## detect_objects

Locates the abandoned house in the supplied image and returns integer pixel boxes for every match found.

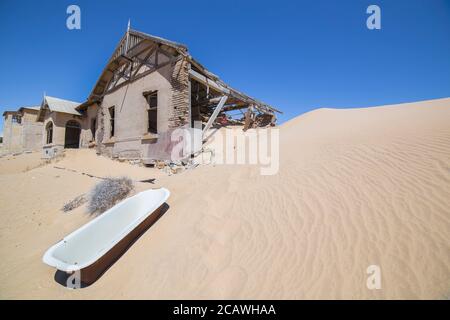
[76,28,281,163]
[36,95,94,158]
[2,28,281,161]
[2,106,43,154]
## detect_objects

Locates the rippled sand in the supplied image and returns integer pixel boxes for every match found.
[0,98,449,299]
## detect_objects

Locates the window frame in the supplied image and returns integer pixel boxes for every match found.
[12,115,22,124]
[46,122,53,144]
[108,106,115,138]
[91,118,97,141]
[143,90,158,134]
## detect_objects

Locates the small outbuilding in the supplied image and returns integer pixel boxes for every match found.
[2,106,42,154]
[36,96,86,157]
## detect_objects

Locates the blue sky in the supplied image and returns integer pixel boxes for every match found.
[0,0,449,133]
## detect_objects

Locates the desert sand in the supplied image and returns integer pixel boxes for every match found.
[0,98,449,299]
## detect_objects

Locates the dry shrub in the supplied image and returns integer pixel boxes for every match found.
[87,176,134,214]
[62,194,87,212]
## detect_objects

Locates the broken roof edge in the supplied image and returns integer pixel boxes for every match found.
[86,32,129,101]
[3,106,40,117]
[128,29,188,51]
[76,99,99,111]
[187,56,282,114]
[2,110,19,117]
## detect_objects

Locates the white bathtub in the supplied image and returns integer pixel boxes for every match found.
[43,188,170,284]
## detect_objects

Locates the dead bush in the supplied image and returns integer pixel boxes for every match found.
[62,194,87,212]
[87,176,134,214]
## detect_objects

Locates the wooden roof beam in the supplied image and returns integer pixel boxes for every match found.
[189,68,281,115]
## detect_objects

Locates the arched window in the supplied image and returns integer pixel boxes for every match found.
[46,122,53,144]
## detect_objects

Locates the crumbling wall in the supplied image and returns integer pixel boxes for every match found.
[21,110,43,151]
[79,103,98,148]
[95,104,106,155]
[168,58,190,129]
[97,59,188,161]
[1,110,42,154]
[2,114,23,154]
[3,116,17,153]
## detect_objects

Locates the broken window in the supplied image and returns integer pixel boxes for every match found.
[91,118,97,141]
[46,122,53,144]
[109,107,115,137]
[143,90,157,134]
[12,115,21,124]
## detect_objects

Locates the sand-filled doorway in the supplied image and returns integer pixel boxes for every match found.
[64,120,81,148]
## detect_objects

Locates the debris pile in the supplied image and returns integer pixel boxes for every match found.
[153,159,199,175]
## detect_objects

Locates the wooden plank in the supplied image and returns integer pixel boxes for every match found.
[127,40,154,58]
[132,46,157,78]
[188,59,282,115]
[103,58,178,96]
[202,95,228,138]
[189,69,281,115]
[189,69,230,95]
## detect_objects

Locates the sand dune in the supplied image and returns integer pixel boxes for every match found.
[0,98,449,299]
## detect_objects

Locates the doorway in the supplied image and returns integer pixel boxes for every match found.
[64,120,81,148]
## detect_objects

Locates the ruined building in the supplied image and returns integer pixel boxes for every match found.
[3,28,281,161]
[76,28,281,163]
[2,106,42,154]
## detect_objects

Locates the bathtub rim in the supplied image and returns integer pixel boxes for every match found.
[43,187,170,272]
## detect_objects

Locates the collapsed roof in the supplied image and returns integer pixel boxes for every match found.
[80,29,281,116]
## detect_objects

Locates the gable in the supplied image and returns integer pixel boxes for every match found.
[89,30,186,101]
